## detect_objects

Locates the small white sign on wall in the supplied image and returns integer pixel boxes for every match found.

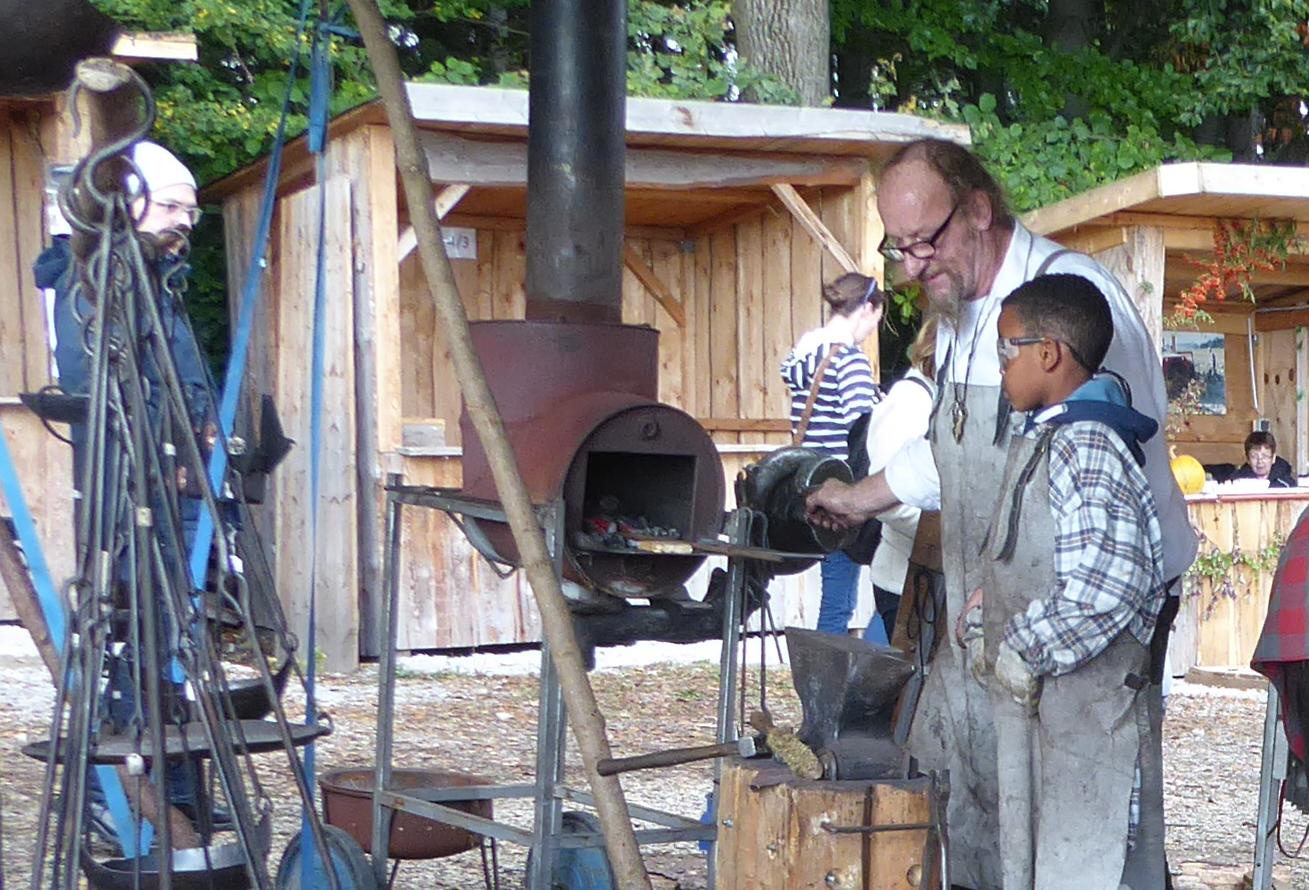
[443,226,477,260]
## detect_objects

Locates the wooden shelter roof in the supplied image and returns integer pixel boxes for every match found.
[205,83,969,230]
[1022,162,1309,325]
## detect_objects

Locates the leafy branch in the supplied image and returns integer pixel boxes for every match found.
[1173,218,1302,320]
[1184,527,1285,619]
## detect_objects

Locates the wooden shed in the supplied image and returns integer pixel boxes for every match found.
[1024,163,1309,671]
[207,83,968,669]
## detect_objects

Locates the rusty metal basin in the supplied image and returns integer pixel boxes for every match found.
[320,767,492,860]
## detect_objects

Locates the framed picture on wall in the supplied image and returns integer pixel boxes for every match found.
[1162,330,1226,415]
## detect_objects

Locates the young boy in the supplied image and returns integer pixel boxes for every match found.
[976,273,1170,889]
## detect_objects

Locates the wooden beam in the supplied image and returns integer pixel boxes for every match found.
[420,130,868,191]
[1164,256,1309,287]
[697,417,791,432]
[440,212,687,242]
[771,183,859,273]
[1053,225,1128,256]
[1163,226,1309,255]
[1022,167,1165,236]
[397,183,470,261]
[111,32,198,63]
[1255,309,1309,332]
[623,244,687,327]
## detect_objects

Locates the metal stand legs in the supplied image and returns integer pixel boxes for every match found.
[371,487,756,889]
[1253,685,1287,890]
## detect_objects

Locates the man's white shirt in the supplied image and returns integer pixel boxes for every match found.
[881,222,1198,583]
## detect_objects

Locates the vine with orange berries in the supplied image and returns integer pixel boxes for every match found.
[1169,218,1301,325]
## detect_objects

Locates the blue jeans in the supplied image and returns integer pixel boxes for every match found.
[862,584,899,644]
[817,550,861,635]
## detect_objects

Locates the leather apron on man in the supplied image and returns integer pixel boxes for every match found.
[907,375,1007,888]
[982,426,1165,889]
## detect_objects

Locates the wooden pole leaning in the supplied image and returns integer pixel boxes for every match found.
[343,2,654,887]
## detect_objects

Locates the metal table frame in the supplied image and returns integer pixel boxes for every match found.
[370,479,751,889]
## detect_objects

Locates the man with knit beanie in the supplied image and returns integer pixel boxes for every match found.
[32,139,218,844]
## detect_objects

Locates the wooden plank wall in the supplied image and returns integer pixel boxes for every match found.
[270,178,360,672]
[0,110,52,398]
[1260,327,1298,470]
[0,109,68,622]
[1179,495,1309,669]
[0,404,74,621]
[398,187,856,448]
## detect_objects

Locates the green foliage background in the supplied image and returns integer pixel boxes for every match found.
[87,0,1309,374]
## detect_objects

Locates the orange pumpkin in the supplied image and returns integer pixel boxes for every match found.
[1170,453,1206,495]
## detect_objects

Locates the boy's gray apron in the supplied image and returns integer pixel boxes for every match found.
[982,426,1165,889]
[908,377,1007,889]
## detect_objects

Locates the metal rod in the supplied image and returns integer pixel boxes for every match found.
[372,482,404,886]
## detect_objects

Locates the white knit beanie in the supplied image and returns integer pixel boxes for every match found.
[128,140,197,195]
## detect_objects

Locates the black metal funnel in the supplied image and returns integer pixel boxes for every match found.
[785,626,915,751]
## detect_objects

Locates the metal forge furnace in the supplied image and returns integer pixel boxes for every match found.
[458,318,726,613]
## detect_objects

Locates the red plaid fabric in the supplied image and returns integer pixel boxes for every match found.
[1251,505,1309,759]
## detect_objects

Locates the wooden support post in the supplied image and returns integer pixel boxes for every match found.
[623,243,687,327]
[66,58,145,268]
[1091,224,1165,355]
[715,758,936,889]
[0,520,59,678]
[771,182,859,275]
[344,1,653,887]
[854,170,883,379]
[397,183,471,261]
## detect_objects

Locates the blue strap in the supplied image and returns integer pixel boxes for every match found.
[187,0,318,588]
[0,420,152,853]
[299,14,334,887]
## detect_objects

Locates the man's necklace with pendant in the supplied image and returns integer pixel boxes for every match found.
[949,297,1001,443]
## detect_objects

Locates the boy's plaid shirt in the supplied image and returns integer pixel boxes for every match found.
[1005,420,1169,677]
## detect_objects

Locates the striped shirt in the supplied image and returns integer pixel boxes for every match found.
[780,329,880,461]
[1004,418,1168,677]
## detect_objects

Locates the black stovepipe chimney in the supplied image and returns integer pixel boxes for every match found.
[525,0,627,324]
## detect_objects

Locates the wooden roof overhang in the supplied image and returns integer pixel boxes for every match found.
[1023,163,1309,332]
[204,83,970,237]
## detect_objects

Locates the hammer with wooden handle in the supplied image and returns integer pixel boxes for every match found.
[596,734,765,776]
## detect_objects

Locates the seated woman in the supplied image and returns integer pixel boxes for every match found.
[1234,430,1297,488]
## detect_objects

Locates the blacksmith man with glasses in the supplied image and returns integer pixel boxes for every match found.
[806,139,1195,890]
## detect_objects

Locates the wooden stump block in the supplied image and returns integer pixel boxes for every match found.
[714,757,938,889]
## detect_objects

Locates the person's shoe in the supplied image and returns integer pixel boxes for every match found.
[173,801,235,832]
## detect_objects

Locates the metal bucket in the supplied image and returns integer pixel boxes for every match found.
[320,767,493,860]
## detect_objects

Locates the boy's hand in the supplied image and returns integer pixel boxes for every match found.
[994,642,1041,713]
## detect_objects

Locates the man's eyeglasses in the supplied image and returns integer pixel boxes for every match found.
[152,200,202,226]
[878,203,959,263]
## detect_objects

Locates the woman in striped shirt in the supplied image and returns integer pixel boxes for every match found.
[781,272,884,635]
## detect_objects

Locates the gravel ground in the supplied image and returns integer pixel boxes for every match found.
[0,631,1306,888]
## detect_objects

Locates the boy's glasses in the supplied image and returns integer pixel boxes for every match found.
[997,336,1046,364]
[878,203,959,263]
[998,335,1097,372]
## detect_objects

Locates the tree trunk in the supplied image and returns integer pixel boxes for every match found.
[733,0,830,106]
[1041,0,1101,120]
